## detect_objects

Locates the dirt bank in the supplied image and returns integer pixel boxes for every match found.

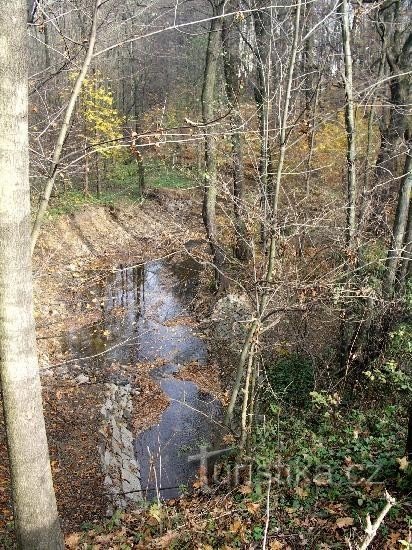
[0,189,211,536]
[34,189,205,353]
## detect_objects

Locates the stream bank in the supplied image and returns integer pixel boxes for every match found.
[63,257,226,507]
[0,191,229,534]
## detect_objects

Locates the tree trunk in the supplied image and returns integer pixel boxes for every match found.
[225,318,260,426]
[305,74,321,195]
[96,157,101,197]
[397,198,412,288]
[84,140,90,195]
[93,69,101,198]
[222,17,251,261]
[31,0,101,254]
[131,130,146,197]
[201,0,226,288]
[0,3,64,547]
[339,0,357,249]
[133,82,146,196]
[376,0,411,183]
[252,4,271,246]
[225,0,302,428]
[338,0,358,371]
[266,0,302,279]
[406,406,412,460]
[302,0,318,196]
[43,21,51,70]
[302,1,315,119]
[377,76,410,182]
[135,146,146,196]
[359,39,386,227]
[384,152,412,296]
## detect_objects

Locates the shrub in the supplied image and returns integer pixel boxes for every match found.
[264,353,314,409]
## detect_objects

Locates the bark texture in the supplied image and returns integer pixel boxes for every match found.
[384,152,412,296]
[252,3,271,245]
[225,0,302,427]
[339,0,357,249]
[398,196,412,287]
[376,0,411,182]
[201,0,227,288]
[0,2,64,548]
[222,16,251,261]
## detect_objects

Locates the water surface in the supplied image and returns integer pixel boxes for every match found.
[64,255,224,500]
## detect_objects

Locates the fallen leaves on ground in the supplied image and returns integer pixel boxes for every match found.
[335,516,354,529]
[397,456,409,471]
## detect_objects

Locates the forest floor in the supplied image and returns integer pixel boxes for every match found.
[0,187,223,539]
[0,186,410,549]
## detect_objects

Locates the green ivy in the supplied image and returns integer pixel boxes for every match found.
[251,405,408,522]
[264,353,314,409]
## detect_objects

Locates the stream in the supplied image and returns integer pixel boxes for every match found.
[64,254,224,503]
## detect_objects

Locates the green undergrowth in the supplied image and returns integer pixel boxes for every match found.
[145,161,197,189]
[263,353,315,409]
[43,189,136,218]
[33,164,196,219]
[247,402,411,547]
[108,159,196,190]
[66,401,411,549]
[254,403,408,505]
[38,162,197,218]
[64,339,412,548]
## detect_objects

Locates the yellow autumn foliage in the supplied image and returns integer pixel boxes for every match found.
[313,108,380,180]
[80,73,125,159]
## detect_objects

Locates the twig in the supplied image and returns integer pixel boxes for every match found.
[262,475,272,550]
[358,490,396,550]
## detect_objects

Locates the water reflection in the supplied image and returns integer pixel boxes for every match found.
[63,256,223,500]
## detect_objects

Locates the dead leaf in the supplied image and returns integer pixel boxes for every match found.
[246,501,260,515]
[156,530,178,548]
[238,484,252,495]
[95,532,122,544]
[65,533,81,548]
[50,460,60,472]
[386,531,401,548]
[397,456,409,471]
[270,541,284,549]
[335,516,354,529]
[313,474,330,486]
[295,486,308,498]
[230,520,243,534]
[223,433,235,444]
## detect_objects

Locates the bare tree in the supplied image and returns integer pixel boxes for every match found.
[252,0,272,245]
[201,0,227,288]
[375,0,411,182]
[339,0,357,249]
[222,10,251,261]
[384,152,412,296]
[0,1,63,547]
[225,0,302,431]
[30,0,102,254]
